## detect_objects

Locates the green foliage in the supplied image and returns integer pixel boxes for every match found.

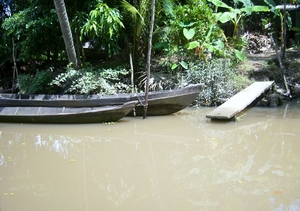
[183,28,195,40]
[50,65,132,94]
[2,5,63,62]
[209,0,269,37]
[121,0,144,22]
[182,59,251,105]
[292,27,300,36]
[263,0,278,15]
[156,0,227,69]
[121,0,151,73]
[19,68,56,94]
[137,58,252,105]
[81,0,124,56]
[208,0,269,61]
[0,29,10,64]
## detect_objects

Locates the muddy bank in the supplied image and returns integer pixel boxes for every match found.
[242,48,300,101]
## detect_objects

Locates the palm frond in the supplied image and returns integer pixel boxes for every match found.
[121,0,143,22]
[162,0,175,18]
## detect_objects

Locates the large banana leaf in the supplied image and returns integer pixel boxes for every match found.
[241,6,269,14]
[216,11,237,23]
[207,0,232,9]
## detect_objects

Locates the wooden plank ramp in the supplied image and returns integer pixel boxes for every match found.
[206,81,274,120]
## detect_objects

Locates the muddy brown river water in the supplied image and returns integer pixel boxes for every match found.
[0,100,300,211]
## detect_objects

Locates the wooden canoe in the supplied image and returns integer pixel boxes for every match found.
[0,84,204,116]
[0,101,137,124]
[129,88,202,116]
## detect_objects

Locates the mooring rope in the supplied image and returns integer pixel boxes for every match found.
[137,94,145,106]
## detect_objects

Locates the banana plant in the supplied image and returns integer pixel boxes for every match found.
[264,0,295,59]
[183,25,226,63]
[208,0,269,37]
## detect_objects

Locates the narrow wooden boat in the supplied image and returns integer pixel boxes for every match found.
[0,101,137,124]
[129,87,202,116]
[0,84,204,116]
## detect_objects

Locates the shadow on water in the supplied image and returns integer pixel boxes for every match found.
[0,100,300,211]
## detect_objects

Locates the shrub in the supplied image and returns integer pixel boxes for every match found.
[182,59,251,105]
[50,65,132,94]
[19,68,56,94]
[155,0,227,70]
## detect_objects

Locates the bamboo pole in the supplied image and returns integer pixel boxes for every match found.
[12,38,20,95]
[143,0,156,119]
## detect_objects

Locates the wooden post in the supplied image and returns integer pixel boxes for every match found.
[143,0,156,119]
[12,38,20,95]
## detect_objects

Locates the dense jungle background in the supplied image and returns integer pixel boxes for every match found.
[1,0,300,106]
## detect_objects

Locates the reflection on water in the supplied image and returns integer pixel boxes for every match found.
[0,101,300,211]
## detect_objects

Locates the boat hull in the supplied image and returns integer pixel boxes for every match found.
[0,84,203,116]
[0,101,137,124]
[129,91,200,116]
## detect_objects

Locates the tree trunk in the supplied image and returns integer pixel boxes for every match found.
[53,0,78,69]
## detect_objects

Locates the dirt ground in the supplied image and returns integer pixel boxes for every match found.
[240,47,300,98]
[246,48,300,72]
[238,32,300,90]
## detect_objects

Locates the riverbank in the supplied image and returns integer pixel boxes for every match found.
[239,48,300,99]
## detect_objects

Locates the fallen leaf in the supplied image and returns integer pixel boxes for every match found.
[274,190,282,194]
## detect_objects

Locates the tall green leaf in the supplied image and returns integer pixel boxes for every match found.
[241,6,269,14]
[207,0,231,9]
